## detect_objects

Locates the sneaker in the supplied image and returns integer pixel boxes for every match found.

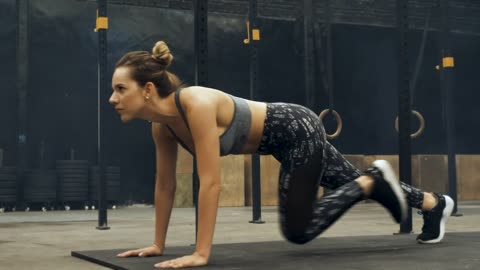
[417,193,454,244]
[365,160,407,223]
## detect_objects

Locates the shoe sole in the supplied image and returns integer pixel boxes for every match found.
[373,160,408,223]
[417,195,454,244]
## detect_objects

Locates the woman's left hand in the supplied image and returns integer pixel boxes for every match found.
[154,253,208,269]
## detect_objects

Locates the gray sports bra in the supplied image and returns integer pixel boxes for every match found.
[166,89,252,157]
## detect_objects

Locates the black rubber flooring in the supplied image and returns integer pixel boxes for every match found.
[72,232,480,270]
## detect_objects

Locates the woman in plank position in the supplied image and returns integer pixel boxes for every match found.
[111,41,454,269]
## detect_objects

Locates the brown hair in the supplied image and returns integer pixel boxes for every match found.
[115,41,182,97]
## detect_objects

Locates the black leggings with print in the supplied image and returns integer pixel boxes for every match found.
[255,103,425,244]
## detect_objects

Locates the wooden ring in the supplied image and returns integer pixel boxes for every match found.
[395,110,425,139]
[319,109,343,140]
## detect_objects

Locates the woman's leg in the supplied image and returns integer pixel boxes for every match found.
[256,103,367,244]
[317,141,455,244]
[279,150,366,244]
[321,141,429,210]
[257,103,405,244]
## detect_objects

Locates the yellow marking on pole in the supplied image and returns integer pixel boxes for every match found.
[443,57,454,68]
[252,29,260,41]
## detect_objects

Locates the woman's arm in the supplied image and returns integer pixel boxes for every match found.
[152,123,178,250]
[117,123,177,258]
[186,99,221,259]
[155,90,221,269]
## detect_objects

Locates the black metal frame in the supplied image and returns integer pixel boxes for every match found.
[96,0,110,230]
[303,0,315,110]
[439,0,461,216]
[79,0,480,36]
[193,0,209,240]
[397,0,413,234]
[247,0,264,225]
[10,0,464,233]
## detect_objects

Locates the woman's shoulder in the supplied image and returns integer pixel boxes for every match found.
[181,86,222,95]
[180,86,227,105]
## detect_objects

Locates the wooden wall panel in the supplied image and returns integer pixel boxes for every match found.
[245,155,280,206]
[176,147,193,174]
[173,153,480,208]
[219,155,245,207]
[173,147,194,208]
[174,173,193,208]
[259,155,280,206]
[457,155,480,200]
[417,155,448,194]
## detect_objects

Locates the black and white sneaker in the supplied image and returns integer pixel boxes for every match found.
[365,160,408,224]
[417,193,454,244]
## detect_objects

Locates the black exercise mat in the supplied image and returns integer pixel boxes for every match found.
[72,231,480,270]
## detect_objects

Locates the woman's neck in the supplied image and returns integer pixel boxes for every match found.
[139,92,178,124]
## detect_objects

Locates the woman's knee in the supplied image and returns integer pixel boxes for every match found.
[281,222,313,245]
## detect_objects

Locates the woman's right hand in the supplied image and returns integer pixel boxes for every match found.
[116,244,163,258]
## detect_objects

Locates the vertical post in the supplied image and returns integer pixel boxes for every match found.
[303,0,315,109]
[397,0,413,234]
[194,0,209,239]
[439,0,461,216]
[247,0,264,224]
[325,0,334,112]
[16,0,29,210]
[96,0,109,230]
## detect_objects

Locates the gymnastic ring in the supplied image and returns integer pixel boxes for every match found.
[395,110,425,139]
[319,109,343,140]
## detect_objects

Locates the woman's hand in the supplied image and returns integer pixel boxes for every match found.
[154,252,208,269]
[116,244,163,258]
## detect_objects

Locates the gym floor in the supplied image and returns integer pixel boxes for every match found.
[1,202,479,270]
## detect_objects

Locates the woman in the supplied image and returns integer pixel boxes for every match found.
[111,41,454,269]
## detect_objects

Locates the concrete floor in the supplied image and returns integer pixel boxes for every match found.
[1,202,479,270]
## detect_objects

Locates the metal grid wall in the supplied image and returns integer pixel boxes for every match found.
[79,0,480,34]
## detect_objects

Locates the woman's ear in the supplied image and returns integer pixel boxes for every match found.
[144,82,156,97]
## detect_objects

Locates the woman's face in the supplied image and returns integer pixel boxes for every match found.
[110,67,146,122]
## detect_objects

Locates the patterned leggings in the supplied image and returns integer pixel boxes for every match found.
[256,103,425,244]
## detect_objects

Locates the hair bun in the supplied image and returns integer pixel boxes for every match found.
[152,41,173,69]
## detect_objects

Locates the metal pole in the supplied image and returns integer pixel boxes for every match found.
[16,0,29,211]
[194,0,209,240]
[247,0,264,225]
[303,0,315,110]
[96,0,109,230]
[397,0,413,234]
[326,0,334,112]
[439,0,461,216]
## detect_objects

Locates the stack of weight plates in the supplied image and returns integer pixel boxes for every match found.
[89,166,121,202]
[24,169,57,204]
[56,160,89,203]
[0,167,16,204]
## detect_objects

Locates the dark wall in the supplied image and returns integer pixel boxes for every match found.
[257,18,305,105]
[449,33,480,154]
[2,1,479,202]
[106,4,195,202]
[0,0,17,166]
[207,16,304,104]
[319,24,480,155]
[26,0,197,202]
[207,14,249,98]
[29,0,98,168]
